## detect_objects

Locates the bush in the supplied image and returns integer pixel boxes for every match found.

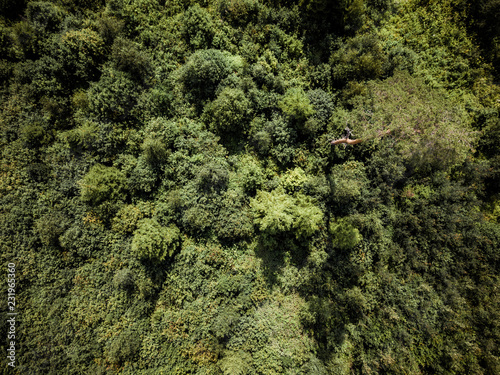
[251,188,323,239]
[80,164,127,206]
[202,87,252,136]
[87,67,139,122]
[182,4,214,49]
[279,87,315,122]
[131,218,181,261]
[26,1,65,32]
[60,28,105,83]
[176,49,243,101]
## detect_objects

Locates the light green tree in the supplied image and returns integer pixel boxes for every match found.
[331,72,476,170]
[251,188,323,238]
[80,164,127,206]
[279,87,315,122]
[131,218,181,261]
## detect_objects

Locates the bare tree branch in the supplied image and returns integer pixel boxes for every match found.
[330,138,363,145]
[330,129,391,146]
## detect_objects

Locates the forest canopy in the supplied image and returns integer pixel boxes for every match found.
[1,0,500,374]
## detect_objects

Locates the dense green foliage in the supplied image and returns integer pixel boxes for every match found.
[1,0,500,373]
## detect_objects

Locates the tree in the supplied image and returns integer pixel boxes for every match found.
[175,49,243,101]
[131,218,181,261]
[132,218,180,261]
[80,164,127,206]
[279,87,315,123]
[202,86,252,136]
[330,33,387,86]
[182,4,214,49]
[110,37,152,84]
[26,1,65,32]
[60,28,105,83]
[251,188,323,239]
[87,66,139,122]
[330,72,476,171]
[329,217,362,249]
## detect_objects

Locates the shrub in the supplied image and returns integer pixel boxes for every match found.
[26,1,65,32]
[251,188,323,238]
[329,217,363,249]
[131,218,181,261]
[60,28,105,82]
[182,4,214,49]
[176,49,243,100]
[202,87,252,136]
[80,164,127,206]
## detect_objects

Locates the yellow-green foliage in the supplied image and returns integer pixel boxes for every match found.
[80,164,127,206]
[131,218,181,261]
[279,87,315,122]
[202,86,252,135]
[329,217,362,249]
[112,201,155,234]
[330,160,368,203]
[234,153,265,195]
[60,28,105,79]
[251,188,323,238]
[281,167,308,193]
[379,0,482,90]
[339,72,476,170]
